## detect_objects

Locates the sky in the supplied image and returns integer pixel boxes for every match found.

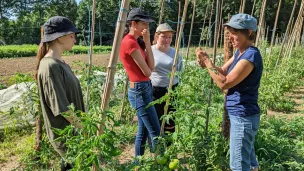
[76,0,81,5]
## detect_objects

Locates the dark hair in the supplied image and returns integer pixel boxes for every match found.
[226,26,257,41]
[124,21,146,50]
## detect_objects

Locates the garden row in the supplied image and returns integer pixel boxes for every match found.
[0,45,112,58]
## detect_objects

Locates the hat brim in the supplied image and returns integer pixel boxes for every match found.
[157,29,176,33]
[223,23,246,30]
[41,27,80,43]
[127,16,155,23]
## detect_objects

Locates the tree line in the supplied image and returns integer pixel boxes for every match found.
[0,0,299,46]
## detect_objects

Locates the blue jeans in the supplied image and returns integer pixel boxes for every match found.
[128,81,160,158]
[229,114,260,171]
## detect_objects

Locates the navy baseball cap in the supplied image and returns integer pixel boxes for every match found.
[41,16,80,43]
[127,8,154,23]
[223,13,258,31]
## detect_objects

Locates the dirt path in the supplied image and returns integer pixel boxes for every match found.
[0,156,20,171]
[0,54,111,85]
[267,86,304,118]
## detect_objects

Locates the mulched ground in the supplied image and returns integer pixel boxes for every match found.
[0,54,111,86]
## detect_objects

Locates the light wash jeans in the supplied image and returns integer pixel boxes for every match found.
[229,114,260,171]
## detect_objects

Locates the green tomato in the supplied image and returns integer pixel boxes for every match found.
[169,159,179,170]
[163,166,171,171]
[156,155,168,165]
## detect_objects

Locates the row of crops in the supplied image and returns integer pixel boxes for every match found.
[0,45,112,58]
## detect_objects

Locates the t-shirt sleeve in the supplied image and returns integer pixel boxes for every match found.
[125,40,138,56]
[242,50,261,68]
[43,64,70,116]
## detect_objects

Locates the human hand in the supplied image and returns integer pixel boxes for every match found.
[196,47,210,67]
[142,28,151,44]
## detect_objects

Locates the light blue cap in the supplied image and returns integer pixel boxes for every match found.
[223,13,258,31]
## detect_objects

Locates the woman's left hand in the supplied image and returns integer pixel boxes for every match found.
[196,48,210,67]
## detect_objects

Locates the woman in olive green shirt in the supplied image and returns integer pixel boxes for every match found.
[36,16,84,171]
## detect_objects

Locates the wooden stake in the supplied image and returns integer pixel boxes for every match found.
[255,0,267,46]
[222,16,233,140]
[159,0,165,25]
[276,0,296,68]
[161,0,189,135]
[199,0,210,47]
[86,0,97,110]
[240,0,246,13]
[251,0,257,16]
[205,0,221,137]
[208,0,215,47]
[185,0,197,67]
[286,0,304,58]
[175,0,182,47]
[270,0,282,47]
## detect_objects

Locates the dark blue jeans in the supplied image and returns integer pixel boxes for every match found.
[128,81,161,158]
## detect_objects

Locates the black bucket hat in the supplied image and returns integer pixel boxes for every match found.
[41,16,80,43]
[127,8,154,23]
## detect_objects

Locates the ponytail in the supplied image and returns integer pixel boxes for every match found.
[35,42,48,80]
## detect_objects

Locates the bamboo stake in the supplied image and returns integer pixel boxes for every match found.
[86,0,97,110]
[219,19,224,49]
[239,0,243,13]
[276,0,295,66]
[216,0,223,48]
[199,0,210,47]
[175,0,181,47]
[265,25,269,41]
[222,16,233,140]
[288,4,304,58]
[161,0,189,135]
[159,0,165,25]
[286,0,304,58]
[185,0,196,68]
[255,0,267,46]
[275,33,279,46]
[208,0,215,47]
[251,0,256,16]
[270,0,282,48]
[240,0,246,13]
[98,0,130,133]
[93,1,130,170]
[205,0,221,137]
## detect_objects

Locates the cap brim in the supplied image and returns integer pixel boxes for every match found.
[157,29,176,33]
[223,23,245,30]
[127,16,155,23]
[41,27,80,43]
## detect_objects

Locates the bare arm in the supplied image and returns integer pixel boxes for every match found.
[196,48,254,91]
[197,53,234,76]
[142,28,154,70]
[131,49,152,77]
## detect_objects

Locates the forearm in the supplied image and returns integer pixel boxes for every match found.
[205,61,229,90]
[145,44,155,70]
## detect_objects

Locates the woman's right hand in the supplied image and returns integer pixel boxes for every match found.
[142,28,151,44]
